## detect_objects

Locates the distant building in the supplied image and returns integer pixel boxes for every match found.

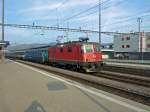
[0,41,10,59]
[114,32,150,60]
[0,41,10,47]
[101,43,113,49]
[101,43,114,59]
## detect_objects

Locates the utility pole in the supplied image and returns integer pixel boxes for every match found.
[99,0,101,50]
[1,0,5,61]
[2,0,4,41]
[137,17,143,62]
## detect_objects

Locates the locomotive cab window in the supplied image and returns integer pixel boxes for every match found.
[95,45,101,52]
[84,45,94,53]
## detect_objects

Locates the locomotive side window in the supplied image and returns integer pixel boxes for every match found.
[68,47,72,52]
[53,47,56,53]
[60,47,63,53]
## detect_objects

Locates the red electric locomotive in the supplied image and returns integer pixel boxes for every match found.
[48,38,103,72]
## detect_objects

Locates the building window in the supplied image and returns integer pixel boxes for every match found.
[68,47,72,52]
[110,45,113,49]
[126,36,130,40]
[122,45,124,48]
[126,45,130,48]
[147,38,150,40]
[101,46,104,49]
[147,44,150,48]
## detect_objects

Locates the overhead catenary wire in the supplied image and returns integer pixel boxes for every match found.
[102,15,150,30]
[73,0,130,30]
[60,0,150,32]
[72,0,125,23]
[63,0,129,23]
[86,23,137,32]
[85,7,150,29]
[54,0,70,27]
[63,0,112,22]
[1,23,144,36]
[101,10,150,28]
[56,0,69,9]
[85,12,150,31]
[54,0,127,27]
[55,0,112,27]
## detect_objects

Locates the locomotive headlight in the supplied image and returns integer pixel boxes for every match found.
[92,54,96,58]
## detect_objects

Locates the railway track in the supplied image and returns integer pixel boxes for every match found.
[103,64,150,77]
[95,71,150,87]
[16,60,150,106]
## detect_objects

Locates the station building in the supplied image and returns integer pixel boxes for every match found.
[114,32,150,60]
[101,43,114,59]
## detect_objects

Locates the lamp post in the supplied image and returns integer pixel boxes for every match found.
[1,0,5,61]
[137,17,143,62]
[2,0,4,41]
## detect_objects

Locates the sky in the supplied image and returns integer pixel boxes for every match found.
[0,0,150,45]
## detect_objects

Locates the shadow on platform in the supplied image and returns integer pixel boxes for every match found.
[25,101,46,112]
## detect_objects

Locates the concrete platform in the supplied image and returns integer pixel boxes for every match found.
[0,60,150,112]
